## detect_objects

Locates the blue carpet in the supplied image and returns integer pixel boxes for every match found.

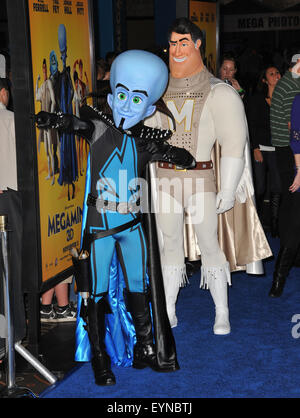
[41,235,300,398]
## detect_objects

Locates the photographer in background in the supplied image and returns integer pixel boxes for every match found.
[219,54,245,99]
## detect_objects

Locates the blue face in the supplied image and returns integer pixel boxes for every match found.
[108,82,155,130]
[107,50,168,130]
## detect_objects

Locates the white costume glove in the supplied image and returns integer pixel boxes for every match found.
[216,157,244,214]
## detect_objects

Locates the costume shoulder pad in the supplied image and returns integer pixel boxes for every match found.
[130,124,173,142]
[79,104,115,127]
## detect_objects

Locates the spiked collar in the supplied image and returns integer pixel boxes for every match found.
[85,104,173,141]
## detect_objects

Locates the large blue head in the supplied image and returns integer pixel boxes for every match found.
[58,24,67,66]
[107,50,168,130]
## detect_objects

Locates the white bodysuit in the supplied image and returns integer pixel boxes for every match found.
[147,68,247,287]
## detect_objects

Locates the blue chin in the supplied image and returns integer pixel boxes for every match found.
[113,113,141,130]
[122,118,138,130]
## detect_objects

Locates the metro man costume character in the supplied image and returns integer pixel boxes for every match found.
[35,50,196,386]
[146,18,271,334]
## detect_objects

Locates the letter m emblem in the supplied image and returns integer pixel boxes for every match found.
[166,99,195,132]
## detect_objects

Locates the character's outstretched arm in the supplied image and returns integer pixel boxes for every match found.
[35,111,94,142]
[211,84,246,213]
[138,138,196,169]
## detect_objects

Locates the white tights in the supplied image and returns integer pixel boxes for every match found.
[157,191,227,270]
[157,191,230,332]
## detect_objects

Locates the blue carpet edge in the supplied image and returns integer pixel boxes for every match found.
[39,363,86,398]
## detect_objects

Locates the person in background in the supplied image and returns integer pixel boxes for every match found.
[0,73,26,342]
[289,94,300,194]
[105,51,118,77]
[247,65,282,236]
[0,77,17,192]
[269,52,300,297]
[219,54,245,99]
[40,281,76,322]
[94,54,118,111]
[95,58,111,113]
[96,58,108,82]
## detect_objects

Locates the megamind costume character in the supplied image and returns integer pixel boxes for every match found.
[35,50,196,386]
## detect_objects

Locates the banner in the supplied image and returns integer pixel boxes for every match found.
[189,1,217,75]
[28,0,94,283]
[224,12,300,33]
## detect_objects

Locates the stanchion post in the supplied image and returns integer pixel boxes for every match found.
[0,214,57,398]
[0,215,15,389]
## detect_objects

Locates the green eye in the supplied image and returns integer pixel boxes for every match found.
[117,92,127,101]
[132,96,142,105]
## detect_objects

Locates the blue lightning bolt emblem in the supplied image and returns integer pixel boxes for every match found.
[95,134,139,229]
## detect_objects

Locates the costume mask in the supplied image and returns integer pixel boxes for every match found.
[169,32,202,78]
[107,50,168,130]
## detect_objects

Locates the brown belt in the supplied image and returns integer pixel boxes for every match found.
[158,160,213,171]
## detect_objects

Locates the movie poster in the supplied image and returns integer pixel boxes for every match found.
[28,0,94,283]
[189,1,217,75]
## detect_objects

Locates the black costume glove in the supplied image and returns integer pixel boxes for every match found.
[35,111,94,139]
[161,145,196,169]
[143,139,167,154]
[143,138,196,169]
[35,111,73,131]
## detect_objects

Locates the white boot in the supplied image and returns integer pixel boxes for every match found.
[213,306,230,335]
[162,265,188,328]
[201,262,231,335]
[166,289,179,329]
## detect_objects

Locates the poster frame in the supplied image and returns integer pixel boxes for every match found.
[6,0,96,294]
